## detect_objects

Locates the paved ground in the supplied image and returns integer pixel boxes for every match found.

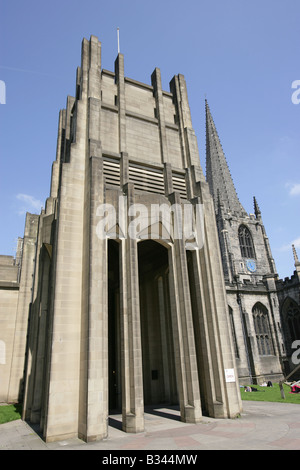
[1,401,300,451]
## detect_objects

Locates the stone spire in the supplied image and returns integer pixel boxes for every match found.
[292,244,300,267]
[253,196,261,219]
[205,100,246,216]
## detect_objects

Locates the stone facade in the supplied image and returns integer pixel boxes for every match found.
[0,255,19,402]
[1,36,243,443]
[0,214,39,403]
[205,100,290,384]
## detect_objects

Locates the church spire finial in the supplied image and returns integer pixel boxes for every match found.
[292,244,300,266]
[253,196,261,219]
[205,100,246,216]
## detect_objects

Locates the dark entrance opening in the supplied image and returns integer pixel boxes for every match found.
[137,240,177,406]
[108,239,121,412]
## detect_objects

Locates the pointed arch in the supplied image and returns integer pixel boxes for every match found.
[252,303,274,356]
[281,297,300,343]
[238,225,256,259]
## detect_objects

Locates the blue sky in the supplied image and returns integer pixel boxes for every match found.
[0,0,299,279]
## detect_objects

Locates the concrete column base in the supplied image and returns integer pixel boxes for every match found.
[80,430,108,443]
[122,413,144,433]
[210,401,225,419]
[183,404,202,423]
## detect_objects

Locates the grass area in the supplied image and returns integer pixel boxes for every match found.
[240,383,300,404]
[0,404,22,424]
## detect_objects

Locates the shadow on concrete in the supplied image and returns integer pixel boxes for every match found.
[108,404,181,432]
[145,404,181,422]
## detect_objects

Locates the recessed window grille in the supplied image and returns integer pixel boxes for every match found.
[172,172,187,199]
[129,163,164,194]
[103,157,120,187]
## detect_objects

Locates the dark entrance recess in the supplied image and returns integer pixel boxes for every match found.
[108,239,121,412]
[138,240,178,406]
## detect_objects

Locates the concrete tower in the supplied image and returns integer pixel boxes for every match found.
[205,100,285,384]
[17,36,242,443]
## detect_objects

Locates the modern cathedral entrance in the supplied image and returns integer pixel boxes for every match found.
[18,36,242,443]
[108,239,178,413]
[138,240,178,407]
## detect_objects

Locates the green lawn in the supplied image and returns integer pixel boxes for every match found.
[0,404,22,424]
[240,383,300,404]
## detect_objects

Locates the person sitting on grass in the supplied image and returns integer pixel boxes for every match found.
[244,385,260,392]
[290,383,300,394]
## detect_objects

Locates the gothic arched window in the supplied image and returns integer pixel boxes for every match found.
[252,303,274,356]
[238,225,255,259]
[285,299,300,343]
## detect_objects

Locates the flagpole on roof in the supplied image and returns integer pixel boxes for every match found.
[117,27,120,54]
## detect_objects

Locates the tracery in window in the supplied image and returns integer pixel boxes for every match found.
[252,303,274,356]
[238,225,256,259]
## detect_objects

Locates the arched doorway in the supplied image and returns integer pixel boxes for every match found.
[282,298,300,353]
[137,240,178,406]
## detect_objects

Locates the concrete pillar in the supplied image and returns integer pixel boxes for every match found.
[167,193,202,423]
[152,67,168,164]
[170,75,205,173]
[41,37,91,443]
[120,151,129,186]
[22,240,51,424]
[119,183,144,433]
[186,247,216,415]
[157,276,171,401]
[197,184,242,418]
[50,109,65,200]
[164,162,173,196]
[79,155,108,442]
[115,54,127,153]
[8,213,39,403]
[77,36,108,442]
